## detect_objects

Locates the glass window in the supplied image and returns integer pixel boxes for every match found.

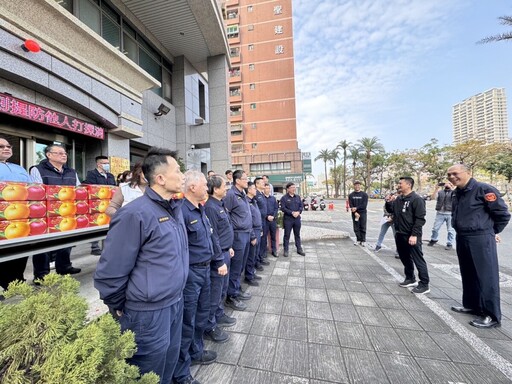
[248,24,254,31]
[162,68,172,102]
[123,33,137,62]
[249,64,255,71]
[248,44,254,51]
[102,14,120,48]
[249,83,255,90]
[250,103,256,109]
[79,0,100,34]
[56,0,74,13]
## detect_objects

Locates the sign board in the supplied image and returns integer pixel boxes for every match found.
[302,152,311,160]
[268,173,304,184]
[0,95,105,139]
[109,156,130,178]
[302,159,312,173]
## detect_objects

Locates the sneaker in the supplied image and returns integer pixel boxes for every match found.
[238,291,252,300]
[359,241,365,247]
[427,240,437,247]
[217,314,237,327]
[374,245,382,252]
[244,278,259,287]
[445,244,453,250]
[204,327,230,343]
[91,249,102,256]
[399,278,418,288]
[191,350,217,366]
[412,284,430,294]
[225,296,247,311]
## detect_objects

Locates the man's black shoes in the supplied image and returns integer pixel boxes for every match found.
[272,251,278,257]
[260,260,270,266]
[238,291,252,300]
[225,296,247,311]
[191,350,217,366]
[57,267,81,275]
[244,278,259,287]
[451,306,474,314]
[283,251,289,257]
[399,278,418,288]
[297,249,306,256]
[217,314,237,327]
[469,316,500,329]
[204,327,230,343]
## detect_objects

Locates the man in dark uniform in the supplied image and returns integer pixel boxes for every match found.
[245,181,262,286]
[348,180,368,246]
[223,170,252,311]
[83,155,116,255]
[254,177,270,267]
[30,144,81,281]
[264,183,279,257]
[174,170,220,384]
[449,164,510,329]
[393,177,430,294]
[280,182,305,257]
[94,147,188,382]
[204,175,236,344]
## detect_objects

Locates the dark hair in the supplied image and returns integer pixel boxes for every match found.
[207,170,215,177]
[262,175,269,178]
[254,177,263,186]
[142,147,178,187]
[116,170,131,184]
[44,144,66,156]
[286,182,295,189]
[399,176,415,188]
[247,181,255,189]
[130,163,145,188]
[225,169,233,176]
[207,175,224,195]
[233,169,245,184]
[95,155,108,162]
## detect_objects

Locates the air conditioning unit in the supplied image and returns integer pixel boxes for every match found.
[194,118,204,125]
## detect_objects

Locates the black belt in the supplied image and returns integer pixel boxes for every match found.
[222,248,230,252]
[190,261,210,267]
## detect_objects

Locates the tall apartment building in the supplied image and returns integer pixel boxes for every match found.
[220,0,302,191]
[453,88,509,145]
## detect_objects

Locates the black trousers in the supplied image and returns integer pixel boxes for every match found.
[0,257,28,290]
[456,233,501,322]
[351,211,367,242]
[395,233,429,285]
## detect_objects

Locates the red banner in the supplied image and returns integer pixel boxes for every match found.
[0,94,105,140]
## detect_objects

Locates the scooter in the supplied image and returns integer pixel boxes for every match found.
[319,199,326,210]
[302,199,309,210]
[311,199,319,211]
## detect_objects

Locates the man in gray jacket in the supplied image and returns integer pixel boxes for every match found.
[427,182,455,250]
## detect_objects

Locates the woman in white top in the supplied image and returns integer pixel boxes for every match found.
[105,163,147,217]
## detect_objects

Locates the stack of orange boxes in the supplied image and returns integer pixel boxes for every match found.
[46,185,90,233]
[87,185,117,227]
[0,182,48,240]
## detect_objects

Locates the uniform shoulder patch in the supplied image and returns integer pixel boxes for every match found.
[159,216,170,222]
[485,192,497,202]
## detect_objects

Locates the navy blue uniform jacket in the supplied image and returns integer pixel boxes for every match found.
[248,196,262,240]
[182,198,215,266]
[224,185,252,232]
[452,178,510,235]
[94,187,189,311]
[280,193,303,218]
[204,197,233,267]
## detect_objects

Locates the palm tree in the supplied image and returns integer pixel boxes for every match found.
[358,137,385,193]
[479,16,512,43]
[348,146,361,184]
[337,140,350,198]
[330,148,340,197]
[315,149,332,198]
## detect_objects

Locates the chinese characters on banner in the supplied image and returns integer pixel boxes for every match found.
[0,94,105,139]
[109,156,130,179]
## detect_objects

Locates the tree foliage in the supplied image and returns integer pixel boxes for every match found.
[0,274,159,384]
[479,16,512,44]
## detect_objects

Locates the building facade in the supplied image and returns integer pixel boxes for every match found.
[453,88,509,145]
[220,0,302,191]
[0,0,230,179]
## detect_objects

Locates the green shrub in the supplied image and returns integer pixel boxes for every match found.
[0,274,159,384]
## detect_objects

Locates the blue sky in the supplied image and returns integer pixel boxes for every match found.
[292,0,512,175]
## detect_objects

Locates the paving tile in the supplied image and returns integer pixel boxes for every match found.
[282,299,307,317]
[306,269,323,278]
[273,339,309,377]
[331,303,361,323]
[324,279,346,289]
[348,291,378,307]
[335,321,373,350]
[306,288,329,302]
[339,271,359,280]
[415,357,469,384]
[355,306,392,327]
[309,343,348,383]
[285,286,306,300]
[264,284,286,299]
[275,261,290,269]
[370,293,404,309]
[458,363,512,384]
[377,353,430,384]
[395,294,429,310]
[268,275,288,286]
[409,310,452,332]
[194,362,236,384]
[342,348,390,384]
[308,319,339,345]
[344,280,368,292]
[395,329,449,360]
[278,315,308,342]
[365,325,410,355]
[428,332,487,364]
[258,297,283,315]
[363,282,390,294]
[288,268,306,277]
[243,295,263,312]
[238,335,276,370]
[326,289,352,304]
[231,366,308,384]
[287,276,306,287]
[229,310,256,333]
[356,273,378,283]
[322,270,341,279]
[306,277,326,289]
[205,332,247,364]
[380,308,423,330]
[307,301,333,320]
[250,313,281,338]
[272,267,289,276]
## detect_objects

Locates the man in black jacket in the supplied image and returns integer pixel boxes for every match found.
[348,180,368,246]
[393,177,430,294]
[84,156,116,255]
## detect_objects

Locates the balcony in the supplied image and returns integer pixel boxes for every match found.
[230,108,243,122]
[228,34,240,44]
[230,47,240,64]
[229,69,241,83]
[226,11,239,25]
[225,0,239,7]
[230,88,242,103]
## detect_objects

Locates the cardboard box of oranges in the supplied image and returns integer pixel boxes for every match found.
[88,213,110,227]
[88,199,110,214]
[0,218,48,240]
[0,201,47,220]
[87,185,117,200]
[47,215,90,233]
[0,182,46,201]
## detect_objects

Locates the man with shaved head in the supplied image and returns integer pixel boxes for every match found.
[448,163,510,329]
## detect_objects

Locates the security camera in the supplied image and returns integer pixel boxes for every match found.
[190,144,195,150]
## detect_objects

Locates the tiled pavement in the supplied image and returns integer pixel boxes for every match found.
[191,238,512,384]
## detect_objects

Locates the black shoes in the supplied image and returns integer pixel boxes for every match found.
[244,278,259,287]
[217,314,237,327]
[255,265,264,271]
[225,296,247,311]
[374,245,382,252]
[399,278,418,288]
[427,240,437,246]
[411,284,430,294]
[445,244,453,250]
[179,376,201,384]
[469,316,500,329]
[297,249,306,256]
[451,306,474,314]
[204,327,230,343]
[283,251,289,257]
[191,349,217,366]
[238,291,252,300]
[91,249,102,256]
[57,267,81,275]
[260,260,270,266]
[272,251,278,257]
[253,275,262,280]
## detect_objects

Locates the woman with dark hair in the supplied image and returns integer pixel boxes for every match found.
[116,170,132,185]
[106,163,147,217]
